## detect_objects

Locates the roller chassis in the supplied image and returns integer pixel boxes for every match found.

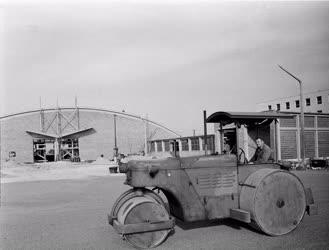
[109,154,317,249]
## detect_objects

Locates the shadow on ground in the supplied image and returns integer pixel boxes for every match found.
[175,217,262,234]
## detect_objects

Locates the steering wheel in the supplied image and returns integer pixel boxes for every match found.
[238,148,249,164]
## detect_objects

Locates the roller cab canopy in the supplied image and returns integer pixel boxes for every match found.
[206,111,295,127]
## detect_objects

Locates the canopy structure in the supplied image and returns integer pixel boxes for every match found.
[26,127,95,161]
[206,111,295,126]
[26,127,95,140]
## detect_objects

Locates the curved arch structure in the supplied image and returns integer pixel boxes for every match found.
[0,107,180,163]
[0,107,180,137]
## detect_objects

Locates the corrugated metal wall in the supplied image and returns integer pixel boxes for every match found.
[279,114,329,160]
[304,131,315,158]
[318,131,329,157]
[280,130,297,159]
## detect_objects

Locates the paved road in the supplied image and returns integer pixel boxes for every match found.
[1,171,329,250]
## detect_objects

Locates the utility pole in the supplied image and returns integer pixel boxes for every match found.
[278,65,305,164]
[144,114,149,156]
[39,97,45,132]
[113,114,118,159]
[75,96,80,130]
[0,118,2,207]
[203,110,208,155]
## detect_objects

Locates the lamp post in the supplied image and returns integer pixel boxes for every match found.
[278,65,305,164]
[113,114,118,159]
[203,110,208,156]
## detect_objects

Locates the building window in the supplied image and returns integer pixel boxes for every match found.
[191,138,200,151]
[276,103,280,111]
[317,110,323,113]
[268,105,272,110]
[317,96,322,104]
[156,141,162,152]
[150,142,155,152]
[181,139,189,151]
[295,100,300,108]
[286,102,290,110]
[306,98,311,106]
[164,141,170,151]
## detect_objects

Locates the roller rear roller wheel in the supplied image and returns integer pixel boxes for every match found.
[240,169,306,236]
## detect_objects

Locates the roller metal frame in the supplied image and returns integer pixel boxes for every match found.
[110,217,175,235]
[109,111,317,248]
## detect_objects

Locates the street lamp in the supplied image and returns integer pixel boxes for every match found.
[278,65,305,164]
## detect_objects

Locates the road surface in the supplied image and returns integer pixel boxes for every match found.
[1,171,329,250]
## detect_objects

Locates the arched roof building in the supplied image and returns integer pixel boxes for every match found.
[0,107,180,163]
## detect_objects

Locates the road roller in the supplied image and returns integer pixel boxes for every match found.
[108,111,317,249]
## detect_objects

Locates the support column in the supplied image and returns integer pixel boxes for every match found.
[219,124,224,154]
[199,137,203,151]
[54,139,60,161]
[178,140,182,153]
[296,115,301,160]
[188,138,192,152]
[75,96,80,130]
[77,108,80,130]
[144,116,149,156]
[56,108,61,162]
[40,110,45,132]
[162,141,165,153]
[39,97,44,132]
[57,109,61,136]
[236,124,240,163]
[276,119,281,161]
[154,141,158,153]
[243,125,249,160]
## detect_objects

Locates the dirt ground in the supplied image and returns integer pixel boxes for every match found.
[0,160,123,184]
[1,170,328,250]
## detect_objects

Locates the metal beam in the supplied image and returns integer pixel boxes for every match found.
[61,111,78,131]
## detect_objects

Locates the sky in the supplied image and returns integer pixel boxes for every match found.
[1,1,329,136]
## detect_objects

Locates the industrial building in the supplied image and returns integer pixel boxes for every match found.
[148,134,215,158]
[2,103,328,164]
[257,89,329,113]
[0,106,179,163]
[150,111,329,162]
[212,111,329,161]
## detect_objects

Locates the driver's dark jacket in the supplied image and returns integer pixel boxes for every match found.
[250,144,274,163]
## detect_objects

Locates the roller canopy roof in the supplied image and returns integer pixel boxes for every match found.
[206,111,295,126]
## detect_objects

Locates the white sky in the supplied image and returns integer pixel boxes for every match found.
[1,1,329,135]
